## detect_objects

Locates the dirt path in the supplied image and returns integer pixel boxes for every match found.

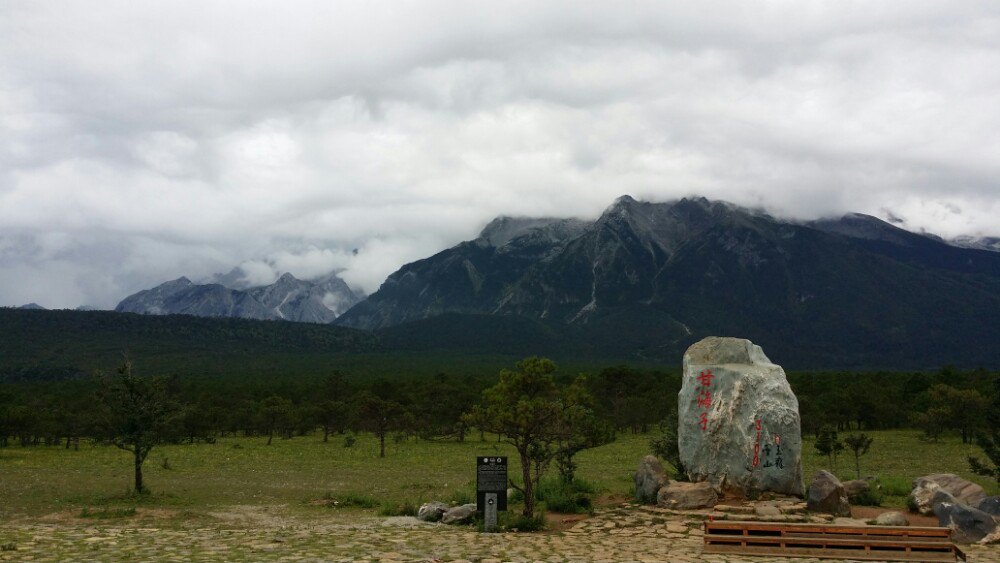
[0,504,997,563]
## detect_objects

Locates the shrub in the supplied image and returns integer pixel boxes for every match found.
[342,432,356,448]
[1,543,17,552]
[378,500,418,517]
[448,489,474,505]
[879,475,912,498]
[321,492,377,509]
[493,512,545,532]
[535,478,596,514]
[851,487,883,507]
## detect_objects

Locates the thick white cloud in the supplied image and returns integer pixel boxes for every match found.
[1,1,999,308]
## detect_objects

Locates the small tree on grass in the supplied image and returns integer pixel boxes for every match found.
[259,395,293,445]
[357,393,406,458]
[465,357,564,518]
[814,425,844,470]
[552,376,614,484]
[968,376,1000,488]
[844,433,873,480]
[94,358,176,494]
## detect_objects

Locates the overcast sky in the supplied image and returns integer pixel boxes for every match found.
[2,1,999,308]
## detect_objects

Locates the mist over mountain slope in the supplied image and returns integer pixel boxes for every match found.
[115,271,362,323]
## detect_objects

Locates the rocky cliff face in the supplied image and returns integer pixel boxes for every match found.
[115,271,362,323]
[336,195,1000,367]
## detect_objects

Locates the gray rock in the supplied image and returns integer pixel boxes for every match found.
[981,528,1000,545]
[874,511,909,526]
[678,337,804,497]
[934,500,997,544]
[910,474,987,514]
[977,495,1000,517]
[755,504,782,518]
[416,501,449,522]
[930,489,959,512]
[634,455,669,504]
[842,479,870,500]
[656,481,719,510]
[832,517,869,526]
[807,470,850,517]
[441,503,477,525]
[116,271,363,323]
[909,480,943,515]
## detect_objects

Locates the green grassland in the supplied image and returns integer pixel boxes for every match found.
[1,429,996,522]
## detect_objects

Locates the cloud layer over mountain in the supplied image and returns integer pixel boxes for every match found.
[2,1,999,308]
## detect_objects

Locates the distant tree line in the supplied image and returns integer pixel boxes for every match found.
[1,362,998,501]
[1,364,996,452]
[2,364,997,448]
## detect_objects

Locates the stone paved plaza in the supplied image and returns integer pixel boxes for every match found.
[1,504,998,563]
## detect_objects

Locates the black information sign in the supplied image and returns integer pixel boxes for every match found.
[476,456,508,512]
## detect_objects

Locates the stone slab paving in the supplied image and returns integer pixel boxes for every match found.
[0,505,997,562]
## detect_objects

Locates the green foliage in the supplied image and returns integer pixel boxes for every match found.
[0,543,16,552]
[813,425,844,469]
[850,486,883,507]
[878,475,912,497]
[342,432,357,448]
[535,478,596,514]
[448,489,474,506]
[93,358,178,493]
[968,376,1000,487]
[78,507,137,519]
[844,433,874,480]
[494,511,546,532]
[649,408,685,480]
[553,376,615,483]
[918,384,988,444]
[321,492,377,509]
[466,357,564,518]
[377,500,418,517]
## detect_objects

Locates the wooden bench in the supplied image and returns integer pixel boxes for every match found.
[703,520,966,562]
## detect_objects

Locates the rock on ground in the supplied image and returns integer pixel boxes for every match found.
[910,474,987,515]
[755,504,781,517]
[981,527,1000,545]
[656,481,718,510]
[934,500,998,544]
[978,495,1000,517]
[417,501,449,522]
[874,511,910,526]
[678,337,804,497]
[634,455,669,504]
[842,479,870,500]
[807,470,850,517]
[441,504,477,525]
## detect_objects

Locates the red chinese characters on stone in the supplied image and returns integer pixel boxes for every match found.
[752,419,762,467]
[697,389,712,408]
[696,369,713,431]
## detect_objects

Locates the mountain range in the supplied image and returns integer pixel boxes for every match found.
[105,195,1000,367]
[115,271,362,323]
[336,196,1000,367]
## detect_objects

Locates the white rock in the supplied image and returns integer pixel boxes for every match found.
[678,337,804,497]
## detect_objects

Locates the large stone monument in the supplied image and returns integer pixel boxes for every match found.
[678,336,804,497]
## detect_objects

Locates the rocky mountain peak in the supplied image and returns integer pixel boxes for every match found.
[116,269,362,324]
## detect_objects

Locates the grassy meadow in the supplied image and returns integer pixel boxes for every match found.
[1,428,997,523]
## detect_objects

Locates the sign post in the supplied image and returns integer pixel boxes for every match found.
[476,456,507,532]
[484,492,498,531]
